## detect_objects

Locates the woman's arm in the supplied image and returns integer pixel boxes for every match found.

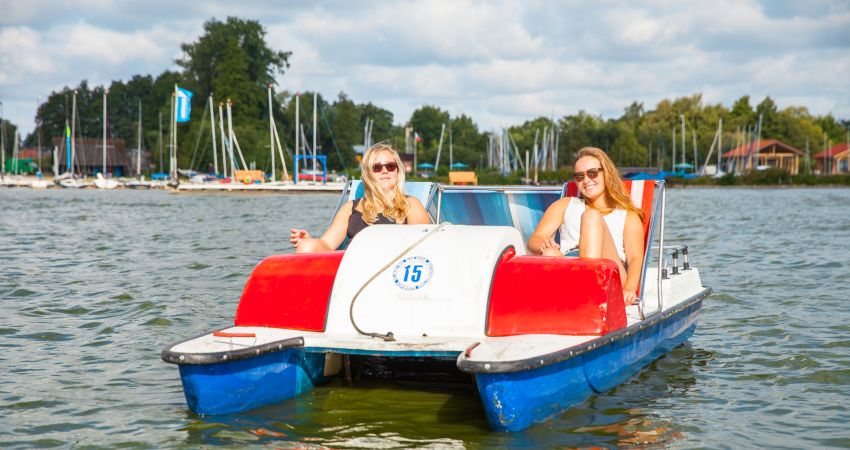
[406,197,431,224]
[315,200,354,250]
[622,211,645,305]
[528,198,570,256]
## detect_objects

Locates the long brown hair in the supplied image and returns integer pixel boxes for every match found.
[360,143,409,224]
[575,147,644,223]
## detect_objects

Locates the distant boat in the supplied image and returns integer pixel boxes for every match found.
[31,174,50,189]
[57,177,86,189]
[125,176,154,189]
[125,99,154,189]
[96,89,118,190]
[94,172,119,189]
[57,91,84,186]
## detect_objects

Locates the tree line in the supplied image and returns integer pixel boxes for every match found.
[7,16,848,176]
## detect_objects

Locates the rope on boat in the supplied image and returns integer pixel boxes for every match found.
[349,223,448,341]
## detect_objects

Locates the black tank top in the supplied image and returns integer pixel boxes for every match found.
[347,198,406,239]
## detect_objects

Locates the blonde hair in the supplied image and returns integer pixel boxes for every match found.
[575,147,644,223]
[360,143,409,224]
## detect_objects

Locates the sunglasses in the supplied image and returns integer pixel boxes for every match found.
[573,167,603,182]
[371,162,399,173]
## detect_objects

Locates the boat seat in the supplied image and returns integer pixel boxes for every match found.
[487,250,627,336]
[433,187,563,251]
[563,179,656,252]
[566,180,658,294]
[334,180,438,249]
[485,180,658,337]
[235,251,345,331]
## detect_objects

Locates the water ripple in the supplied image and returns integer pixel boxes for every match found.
[1,188,848,448]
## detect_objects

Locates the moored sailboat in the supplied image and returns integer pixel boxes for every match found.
[94,89,119,189]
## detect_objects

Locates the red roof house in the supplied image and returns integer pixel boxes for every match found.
[722,139,804,175]
[813,142,849,175]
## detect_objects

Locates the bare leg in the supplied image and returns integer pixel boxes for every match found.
[578,209,627,287]
[296,237,333,254]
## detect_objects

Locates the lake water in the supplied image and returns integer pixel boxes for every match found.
[1,187,848,448]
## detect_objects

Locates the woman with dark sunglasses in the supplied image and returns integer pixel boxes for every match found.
[528,147,645,305]
[290,143,431,253]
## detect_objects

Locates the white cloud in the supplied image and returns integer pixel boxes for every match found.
[0,27,55,83]
[1,0,849,140]
[62,22,165,65]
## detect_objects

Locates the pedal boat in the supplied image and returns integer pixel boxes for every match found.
[162,180,711,432]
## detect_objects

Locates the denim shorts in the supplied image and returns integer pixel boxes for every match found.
[564,248,579,257]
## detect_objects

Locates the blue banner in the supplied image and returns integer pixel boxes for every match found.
[175,87,193,123]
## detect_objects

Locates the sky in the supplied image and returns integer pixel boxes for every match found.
[1,0,849,139]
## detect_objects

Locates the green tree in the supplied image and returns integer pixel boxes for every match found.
[756,96,780,139]
[1,118,19,168]
[612,126,647,166]
[358,102,396,144]
[327,92,360,169]
[729,95,755,128]
[448,114,485,168]
[559,111,604,164]
[177,17,290,106]
[621,101,644,131]
[410,105,450,150]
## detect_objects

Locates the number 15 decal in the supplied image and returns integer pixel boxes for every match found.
[392,256,433,291]
[403,264,423,282]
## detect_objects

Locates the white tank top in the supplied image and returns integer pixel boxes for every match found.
[559,197,627,262]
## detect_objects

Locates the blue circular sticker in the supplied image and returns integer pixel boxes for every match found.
[392,256,434,291]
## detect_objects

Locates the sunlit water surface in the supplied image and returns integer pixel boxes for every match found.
[1,188,848,448]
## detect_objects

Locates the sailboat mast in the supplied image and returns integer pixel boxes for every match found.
[312,92,317,183]
[226,99,238,179]
[671,127,676,173]
[268,84,275,182]
[71,91,77,176]
[434,123,446,172]
[271,110,289,182]
[103,88,108,176]
[295,93,300,184]
[209,95,218,176]
[158,112,163,174]
[0,102,4,178]
[172,86,178,182]
[217,102,227,179]
[13,130,19,175]
[718,119,722,173]
[37,99,42,173]
[137,99,142,177]
[449,124,453,170]
[168,91,174,181]
[692,129,697,174]
[680,114,686,170]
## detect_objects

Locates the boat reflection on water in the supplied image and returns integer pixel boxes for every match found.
[557,343,716,447]
[176,344,714,448]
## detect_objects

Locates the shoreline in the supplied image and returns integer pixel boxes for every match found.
[3,174,849,191]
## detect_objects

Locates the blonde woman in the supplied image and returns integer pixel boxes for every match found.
[290,143,431,252]
[529,147,645,305]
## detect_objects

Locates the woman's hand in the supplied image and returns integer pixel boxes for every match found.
[539,238,562,257]
[623,289,637,306]
[290,229,310,247]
